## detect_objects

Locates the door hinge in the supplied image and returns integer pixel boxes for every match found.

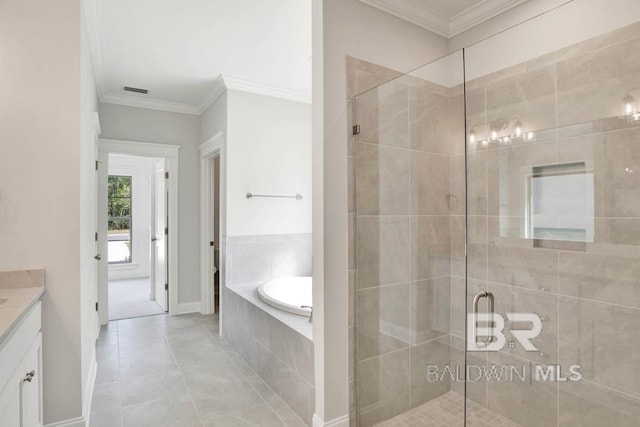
[165,171,169,179]
[165,283,168,291]
[95,302,99,311]
[352,124,361,135]
[95,160,99,170]
[164,226,168,235]
[95,232,98,242]
[210,241,214,247]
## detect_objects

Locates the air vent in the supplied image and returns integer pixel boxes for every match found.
[123,86,149,94]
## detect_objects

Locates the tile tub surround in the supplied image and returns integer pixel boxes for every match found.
[91,313,307,427]
[222,233,314,424]
[221,286,315,425]
[0,268,45,345]
[225,234,312,286]
[349,21,640,427]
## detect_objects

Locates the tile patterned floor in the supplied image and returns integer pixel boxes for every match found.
[374,391,521,427]
[91,313,307,427]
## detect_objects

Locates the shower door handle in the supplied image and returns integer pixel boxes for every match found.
[472,291,495,345]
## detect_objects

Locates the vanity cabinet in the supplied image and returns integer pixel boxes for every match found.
[0,302,43,427]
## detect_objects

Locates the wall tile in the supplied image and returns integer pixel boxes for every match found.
[356,143,411,215]
[410,278,450,345]
[228,241,271,285]
[410,151,451,215]
[487,217,559,293]
[271,238,312,278]
[357,215,411,288]
[559,379,640,427]
[357,283,411,361]
[410,336,451,407]
[411,215,451,281]
[486,352,557,427]
[559,296,640,398]
[357,348,411,426]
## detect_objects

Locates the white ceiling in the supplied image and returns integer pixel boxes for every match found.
[85,0,312,114]
[359,0,528,38]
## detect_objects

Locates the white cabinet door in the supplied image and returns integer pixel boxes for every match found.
[22,333,42,427]
[0,362,25,427]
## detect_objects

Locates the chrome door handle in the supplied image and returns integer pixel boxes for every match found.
[472,291,495,345]
[94,254,102,261]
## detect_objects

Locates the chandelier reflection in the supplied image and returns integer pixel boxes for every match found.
[468,117,534,147]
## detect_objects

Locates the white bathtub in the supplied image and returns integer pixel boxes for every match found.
[258,277,312,317]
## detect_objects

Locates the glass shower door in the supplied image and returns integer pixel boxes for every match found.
[351,50,467,426]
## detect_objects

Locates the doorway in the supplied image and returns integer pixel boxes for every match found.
[97,139,180,324]
[199,131,224,316]
[105,154,166,320]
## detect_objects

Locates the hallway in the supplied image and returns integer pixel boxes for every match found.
[91,313,306,427]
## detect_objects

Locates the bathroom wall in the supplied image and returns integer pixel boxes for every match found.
[225,90,312,237]
[98,103,202,305]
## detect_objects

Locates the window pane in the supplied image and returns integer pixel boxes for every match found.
[108,175,132,264]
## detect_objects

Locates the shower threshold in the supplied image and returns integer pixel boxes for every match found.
[374,391,522,427]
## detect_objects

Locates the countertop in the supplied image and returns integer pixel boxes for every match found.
[0,269,45,348]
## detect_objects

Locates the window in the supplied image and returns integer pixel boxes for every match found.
[108,175,133,264]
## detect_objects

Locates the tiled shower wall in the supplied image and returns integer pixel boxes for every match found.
[456,21,640,427]
[349,20,640,427]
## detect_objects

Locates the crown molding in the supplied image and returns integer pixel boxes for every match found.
[359,0,527,38]
[359,0,449,37]
[100,93,203,115]
[221,76,312,104]
[449,0,528,36]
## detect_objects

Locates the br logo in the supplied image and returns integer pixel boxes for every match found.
[467,291,542,352]
[468,312,542,352]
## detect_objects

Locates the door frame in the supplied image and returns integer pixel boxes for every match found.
[97,138,181,323]
[199,131,225,315]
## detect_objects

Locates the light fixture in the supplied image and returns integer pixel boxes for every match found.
[490,130,498,140]
[469,128,477,144]
[621,93,638,117]
[527,132,534,141]
[514,120,523,138]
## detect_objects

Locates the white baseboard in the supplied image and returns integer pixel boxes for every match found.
[178,301,201,314]
[44,416,85,427]
[312,413,350,427]
[82,353,97,427]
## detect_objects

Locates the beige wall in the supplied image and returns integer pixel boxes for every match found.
[0,0,86,424]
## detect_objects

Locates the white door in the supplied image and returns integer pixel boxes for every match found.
[154,159,168,312]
